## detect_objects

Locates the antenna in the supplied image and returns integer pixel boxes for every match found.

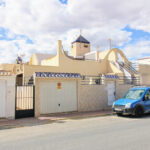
[79,29,82,48]
[96,46,100,51]
[108,38,112,50]
[20,53,25,57]
[80,29,82,35]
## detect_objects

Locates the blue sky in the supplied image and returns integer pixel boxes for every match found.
[59,0,68,4]
[123,26,150,45]
[0,0,150,63]
[0,27,33,44]
[119,26,150,60]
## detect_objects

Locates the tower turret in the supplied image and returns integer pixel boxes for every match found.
[71,35,90,57]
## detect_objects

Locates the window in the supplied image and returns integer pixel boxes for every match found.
[123,89,145,100]
[95,79,100,85]
[144,90,150,100]
[84,44,88,48]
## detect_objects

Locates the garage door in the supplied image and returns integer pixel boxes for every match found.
[40,80,77,114]
[0,80,6,118]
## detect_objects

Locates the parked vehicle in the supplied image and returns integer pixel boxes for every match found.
[112,86,150,117]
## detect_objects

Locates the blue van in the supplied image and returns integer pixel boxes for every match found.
[112,86,150,116]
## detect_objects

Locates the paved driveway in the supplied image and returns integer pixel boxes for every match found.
[0,115,150,150]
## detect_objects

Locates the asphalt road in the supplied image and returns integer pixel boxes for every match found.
[0,115,150,150]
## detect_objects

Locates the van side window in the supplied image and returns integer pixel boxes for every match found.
[144,90,150,100]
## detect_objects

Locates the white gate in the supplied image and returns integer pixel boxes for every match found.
[16,85,35,119]
[0,80,6,118]
[107,81,115,106]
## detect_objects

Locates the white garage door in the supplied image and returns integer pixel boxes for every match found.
[40,80,77,114]
[0,80,6,118]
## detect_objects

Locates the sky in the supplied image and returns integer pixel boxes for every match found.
[0,0,150,63]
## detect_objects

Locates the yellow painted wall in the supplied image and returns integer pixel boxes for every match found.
[100,48,129,63]
[23,41,109,79]
[99,50,110,60]
[108,51,117,61]
[0,64,23,74]
[41,56,59,66]
[29,54,37,65]
[23,60,108,78]
[23,41,132,80]
[71,42,90,57]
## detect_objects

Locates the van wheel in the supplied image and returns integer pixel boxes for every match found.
[133,106,143,117]
[116,113,123,116]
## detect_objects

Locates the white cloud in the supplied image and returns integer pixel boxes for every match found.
[0,0,150,63]
[123,40,150,59]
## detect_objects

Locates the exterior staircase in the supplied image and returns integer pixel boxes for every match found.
[117,61,138,75]
[111,61,140,85]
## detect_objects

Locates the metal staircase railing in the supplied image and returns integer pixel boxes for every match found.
[118,61,139,74]
[110,61,140,85]
[110,61,124,72]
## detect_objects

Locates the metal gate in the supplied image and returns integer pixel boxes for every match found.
[15,85,35,119]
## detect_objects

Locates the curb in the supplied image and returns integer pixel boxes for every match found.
[51,112,114,120]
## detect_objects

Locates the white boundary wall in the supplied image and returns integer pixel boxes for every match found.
[0,75,16,119]
[78,81,132,112]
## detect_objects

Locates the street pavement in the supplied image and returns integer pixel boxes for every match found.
[0,114,150,150]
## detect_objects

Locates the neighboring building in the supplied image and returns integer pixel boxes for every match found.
[136,56,150,85]
[137,57,150,65]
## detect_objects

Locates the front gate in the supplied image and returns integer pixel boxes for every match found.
[15,85,35,119]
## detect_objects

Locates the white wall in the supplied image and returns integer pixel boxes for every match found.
[0,80,6,117]
[0,75,16,119]
[84,51,99,61]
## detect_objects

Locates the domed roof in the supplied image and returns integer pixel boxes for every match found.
[72,35,90,44]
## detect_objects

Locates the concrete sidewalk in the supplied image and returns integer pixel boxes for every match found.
[0,110,113,130]
[39,110,113,120]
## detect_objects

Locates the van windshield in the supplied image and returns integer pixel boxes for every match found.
[122,89,145,100]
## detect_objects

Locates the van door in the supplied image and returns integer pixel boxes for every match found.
[143,89,150,112]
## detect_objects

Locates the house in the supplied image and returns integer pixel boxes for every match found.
[0,34,138,119]
[137,57,150,65]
